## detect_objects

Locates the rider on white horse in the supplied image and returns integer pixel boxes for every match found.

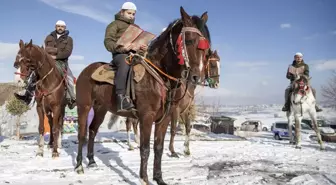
[281,52,323,112]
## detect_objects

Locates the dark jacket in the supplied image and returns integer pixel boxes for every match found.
[44,30,73,63]
[286,60,309,82]
[104,12,136,55]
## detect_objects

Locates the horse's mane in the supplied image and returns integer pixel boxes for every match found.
[148,15,211,57]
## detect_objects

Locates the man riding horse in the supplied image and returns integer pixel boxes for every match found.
[14,20,76,109]
[104,2,148,113]
[282,52,322,112]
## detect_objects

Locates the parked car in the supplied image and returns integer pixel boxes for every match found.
[301,118,335,135]
[272,121,315,140]
[240,120,262,132]
[272,121,291,140]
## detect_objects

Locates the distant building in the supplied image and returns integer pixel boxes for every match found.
[209,115,236,135]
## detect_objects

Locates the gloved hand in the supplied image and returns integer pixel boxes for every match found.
[137,45,148,56]
[116,45,129,54]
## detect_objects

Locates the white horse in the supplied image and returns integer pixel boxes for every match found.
[286,74,325,150]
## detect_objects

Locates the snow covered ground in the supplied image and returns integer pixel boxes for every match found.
[1,104,336,184]
[0,128,336,185]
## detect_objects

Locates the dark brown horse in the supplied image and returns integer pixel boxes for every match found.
[74,7,211,185]
[108,49,221,156]
[13,39,67,158]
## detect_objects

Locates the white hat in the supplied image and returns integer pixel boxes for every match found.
[121,2,137,11]
[295,52,303,57]
[55,20,66,26]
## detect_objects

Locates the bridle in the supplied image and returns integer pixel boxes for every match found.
[169,20,210,82]
[205,57,220,86]
[13,45,65,98]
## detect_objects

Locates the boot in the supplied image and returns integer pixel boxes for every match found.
[315,105,323,112]
[14,91,33,105]
[281,100,290,112]
[66,72,76,109]
[14,75,36,105]
[116,94,134,112]
[311,88,323,112]
[282,88,291,112]
[67,99,76,109]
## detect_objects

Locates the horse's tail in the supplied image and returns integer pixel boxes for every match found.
[108,113,120,130]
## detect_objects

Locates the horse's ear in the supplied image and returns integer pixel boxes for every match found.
[180,6,192,26]
[201,11,208,24]
[26,39,33,48]
[19,39,24,48]
[214,50,218,55]
[41,45,44,49]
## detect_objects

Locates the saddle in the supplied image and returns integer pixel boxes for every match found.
[91,59,146,109]
[91,63,146,85]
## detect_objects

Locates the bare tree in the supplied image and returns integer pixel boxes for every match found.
[321,71,336,108]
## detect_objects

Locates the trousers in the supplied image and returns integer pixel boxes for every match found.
[111,54,130,95]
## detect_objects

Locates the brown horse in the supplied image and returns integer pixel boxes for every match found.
[13,39,68,158]
[108,49,221,156]
[74,7,211,185]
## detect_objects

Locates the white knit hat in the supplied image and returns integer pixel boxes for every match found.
[55,20,66,26]
[121,2,137,11]
[295,52,303,57]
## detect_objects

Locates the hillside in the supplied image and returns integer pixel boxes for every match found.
[0,83,20,106]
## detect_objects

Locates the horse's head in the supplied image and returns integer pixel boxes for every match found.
[204,49,220,88]
[153,7,210,85]
[14,39,45,81]
[179,8,211,84]
[292,75,312,104]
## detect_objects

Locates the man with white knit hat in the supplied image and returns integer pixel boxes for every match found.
[104,1,149,112]
[282,52,322,112]
[14,20,76,109]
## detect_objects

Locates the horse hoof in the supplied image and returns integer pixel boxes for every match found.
[153,177,168,185]
[139,178,149,185]
[52,152,59,158]
[170,152,179,158]
[87,162,98,168]
[75,165,84,174]
[320,146,326,151]
[184,150,191,156]
[128,146,134,151]
[295,146,301,149]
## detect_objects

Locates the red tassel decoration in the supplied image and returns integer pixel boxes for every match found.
[176,34,184,65]
[198,37,210,50]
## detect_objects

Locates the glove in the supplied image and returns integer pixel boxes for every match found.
[116,45,129,54]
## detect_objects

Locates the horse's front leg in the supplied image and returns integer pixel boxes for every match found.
[287,111,295,145]
[309,110,325,150]
[183,113,192,156]
[51,106,62,158]
[153,116,170,185]
[294,115,302,149]
[169,109,179,158]
[139,113,154,185]
[36,104,45,157]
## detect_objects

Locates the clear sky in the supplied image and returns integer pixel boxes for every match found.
[0,0,335,105]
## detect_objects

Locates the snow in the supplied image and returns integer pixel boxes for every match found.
[0,104,336,184]
[0,128,336,185]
